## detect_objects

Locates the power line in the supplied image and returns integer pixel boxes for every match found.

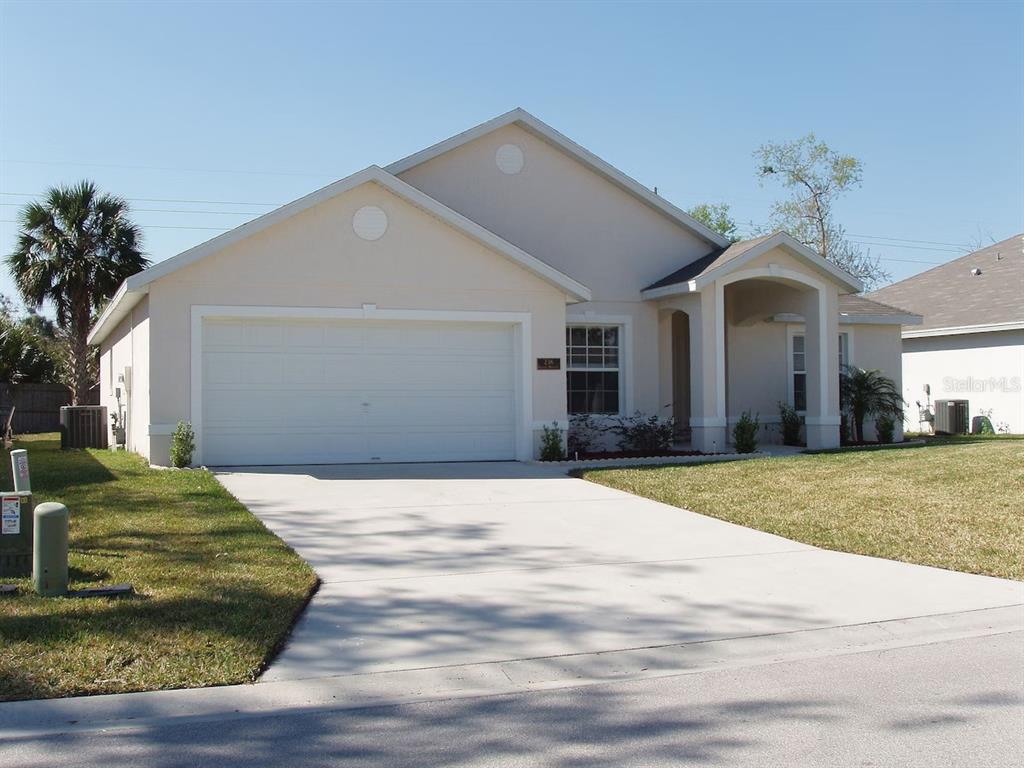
[2,158,337,178]
[0,193,980,253]
[0,202,264,216]
[0,219,230,231]
[847,233,971,248]
[0,191,279,207]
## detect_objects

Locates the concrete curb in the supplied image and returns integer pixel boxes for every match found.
[2,605,1019,739]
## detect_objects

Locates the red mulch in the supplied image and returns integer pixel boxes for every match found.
[570,448,714,460]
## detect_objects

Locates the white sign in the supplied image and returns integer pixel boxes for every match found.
[15,455,28,481]
[1,496,20,535]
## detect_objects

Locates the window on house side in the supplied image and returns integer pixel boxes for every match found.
[566,325,621,415]
[792,332,850,412]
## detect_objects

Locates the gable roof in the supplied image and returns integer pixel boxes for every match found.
[867,234,1024,335]
[385,108,733,250]
[641,231,864,298]
[88,165,592,345]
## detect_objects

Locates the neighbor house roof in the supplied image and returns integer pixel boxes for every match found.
[867,234,1024,336]
[88,166,592,346]
[385,108,733,250]
[837,295,922,325]
[641,231,865,298]
[767,295,921,326]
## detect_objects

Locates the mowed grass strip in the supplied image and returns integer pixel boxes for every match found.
[582,437,1024,581]
[0,434,317,702]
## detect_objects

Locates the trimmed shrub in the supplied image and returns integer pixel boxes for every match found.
[732,410,759,454]
[875,415,896,444]
[778,402,803,446]
[605,412,675,453]
[539,422,565,461]
[567,413,601,456]
[170,421,195,468]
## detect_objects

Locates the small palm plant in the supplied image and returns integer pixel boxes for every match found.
[840,365,904,443]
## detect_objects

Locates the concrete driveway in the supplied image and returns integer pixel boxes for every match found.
[214,462,1024,684]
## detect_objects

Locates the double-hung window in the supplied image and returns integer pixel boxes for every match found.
[791,332,849,412]
[566,326,621,414]
[791,335,808,412]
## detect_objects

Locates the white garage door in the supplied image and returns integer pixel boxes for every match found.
[200,317,518,465]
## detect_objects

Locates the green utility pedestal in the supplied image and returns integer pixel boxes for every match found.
[33,502,68,597]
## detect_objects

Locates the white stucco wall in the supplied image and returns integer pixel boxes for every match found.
[846,323,906,441]
[98,295,150,458]
[901,330,1023,434]
[397,123,714,301]
[398,123,720,422]
[141,180,568,465]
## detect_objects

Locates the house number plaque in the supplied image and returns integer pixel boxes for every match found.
[536,358,561,370]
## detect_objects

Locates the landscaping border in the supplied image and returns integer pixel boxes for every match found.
[531,451,769,471]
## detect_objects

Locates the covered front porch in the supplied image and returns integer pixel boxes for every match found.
[644,232,863,451]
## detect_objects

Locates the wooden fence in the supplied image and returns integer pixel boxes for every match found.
[0,383,74,433]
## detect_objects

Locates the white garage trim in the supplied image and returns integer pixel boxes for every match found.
[189,305,533,465]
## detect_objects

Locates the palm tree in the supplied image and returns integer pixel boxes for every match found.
[6,181,148,403]
[840,365,904,443]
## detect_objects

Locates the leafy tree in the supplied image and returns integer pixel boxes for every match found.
[6,181,148,403]
[0,299,59,387]
[687,202,740,242]
[840,365,904,443]
[756,134,889,288]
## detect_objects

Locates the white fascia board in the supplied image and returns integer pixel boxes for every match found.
[386,108,732,250]
[902,320,1024,339]
[382,171,591,302]
[640,279,699,300]
[88,165,590,346]
[693,233,864,293]
[87,281,148,346]
[128,165,588,301]
[640,232,863,301]
[121,166,385,292]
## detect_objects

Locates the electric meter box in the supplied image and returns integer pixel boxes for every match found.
[0,491,34,577]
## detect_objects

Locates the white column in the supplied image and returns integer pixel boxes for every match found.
[688,284,727,452]
[803,285,841,449]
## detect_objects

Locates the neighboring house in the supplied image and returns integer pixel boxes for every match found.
[869,235,1024,434]
[89,109,914,466]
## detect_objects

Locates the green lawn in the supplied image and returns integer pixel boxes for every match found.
[582,437,1024,581]
[0,434,317,702]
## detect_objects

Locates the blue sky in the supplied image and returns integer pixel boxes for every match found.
[1,1,1021,307]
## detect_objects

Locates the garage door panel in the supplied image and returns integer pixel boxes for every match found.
[203,320,244,346]
[368,393,514,426]
[205,390,366,426]
[204,431,369,466]
[366,429,515,462]
[200,317,518,465]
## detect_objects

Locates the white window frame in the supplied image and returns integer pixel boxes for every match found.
[565,313,633,417]
[787,326,852,414]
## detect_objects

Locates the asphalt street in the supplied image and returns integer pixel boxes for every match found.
[3,631,1021,768]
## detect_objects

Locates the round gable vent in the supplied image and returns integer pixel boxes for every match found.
[353,206,388,241]
[496,143,525,175]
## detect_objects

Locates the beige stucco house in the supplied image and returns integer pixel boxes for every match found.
[89,109,915,466]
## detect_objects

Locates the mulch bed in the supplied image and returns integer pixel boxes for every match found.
[572,449,715,460]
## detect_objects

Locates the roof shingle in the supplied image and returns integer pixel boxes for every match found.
[867,234,1023,332]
